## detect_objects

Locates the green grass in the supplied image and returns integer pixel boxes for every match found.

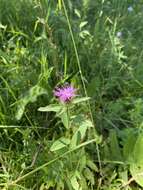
[0,0,143,189]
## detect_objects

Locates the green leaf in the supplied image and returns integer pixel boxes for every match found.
[83,168,95,185]
[74,9,81,18]
[50,137,70,152]
[130,163,143,187]
[58,0,62,10]
[79,154,86,172]
[79,30,91,39]
[86,159,98,172]
[80,119,93,129]
[70,118,92,149]
[103,143,110,160]
[60,111,69,129]
[79,21,88,30]
[72,97,90,104]
[87,77,100,97]
[133,133,143,165]
[123,130,137,162]
[124,132,143,187]
[70,131,81,149]
[38,104,62,112]
[80,174,88,190]
[0,22,7,29]
[109,130,122,161]
[15,85,47,120]
[57,179,64,190]
[40,183,45,190]
[119,170,128,185]
[70,175,79,190]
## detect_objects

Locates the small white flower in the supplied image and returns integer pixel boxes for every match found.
[116,32,122,38]
[128,6,133,12]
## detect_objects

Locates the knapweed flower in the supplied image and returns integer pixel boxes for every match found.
[128,6,133,12]
[53,85,76,103]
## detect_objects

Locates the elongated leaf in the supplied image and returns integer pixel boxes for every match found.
[38,104,62,112]
[74,9,81,18]
[79,154,86,172]
[50,137,70,152]
[109,130,122,161]
[72,97,90,104]
[124,131,143,187]
[86,159,98,172]
[80,119,93,129]
[70,118,92,149]
[79,21,88,29]
[83,168,95,185]
[60,111,69,129]
[130,163,143,187]
[58,0,62,10]
[15,85,47,120]
[133,133,143,165]
[70,131,81,149]
[70,175,79,190]
[123,130,137,162]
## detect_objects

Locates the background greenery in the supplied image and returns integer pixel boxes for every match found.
[0,0,143,189]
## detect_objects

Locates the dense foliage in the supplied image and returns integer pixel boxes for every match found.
[0,0,143,189]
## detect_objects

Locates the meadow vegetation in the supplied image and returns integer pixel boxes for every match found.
[0,0,143,189]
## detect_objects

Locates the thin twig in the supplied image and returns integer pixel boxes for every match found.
[121,172,143,188]
[61,0,102,177]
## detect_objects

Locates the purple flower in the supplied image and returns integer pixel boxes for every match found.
[54,85,77,103]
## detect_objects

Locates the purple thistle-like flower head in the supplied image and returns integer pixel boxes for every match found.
[54,85,77,103]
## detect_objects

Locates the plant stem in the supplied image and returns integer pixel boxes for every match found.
[8,139,97,187]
